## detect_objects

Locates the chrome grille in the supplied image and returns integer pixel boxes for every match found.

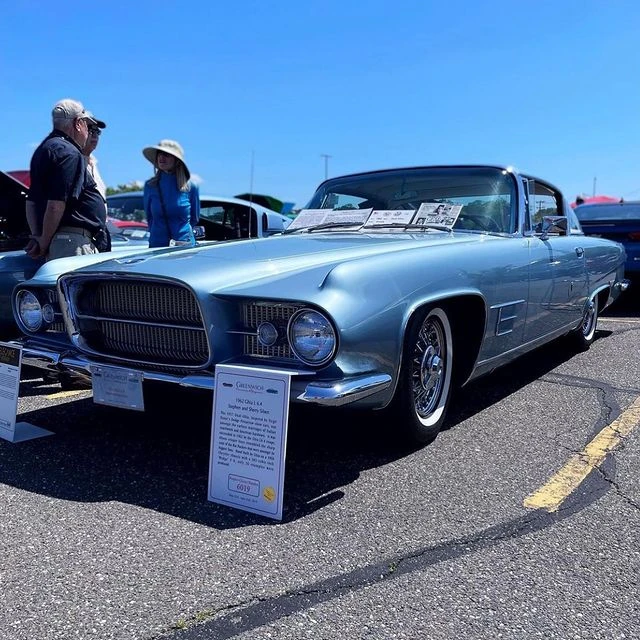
[82,281,202,325]
[244,302,302,327]
[245,335,293,359]
[99,320,208,364]
[243,302,302,360]
[46,321,66,334]
[71,279,209,366]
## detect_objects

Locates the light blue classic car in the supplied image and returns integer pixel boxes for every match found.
[12,165,629,443]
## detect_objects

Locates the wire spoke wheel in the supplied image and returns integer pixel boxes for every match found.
[572,295,599,351]
[581,298,597,339]
[412,319,447,419]
[394,307,454,444]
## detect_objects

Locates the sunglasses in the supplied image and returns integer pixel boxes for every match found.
[88,126,102,135]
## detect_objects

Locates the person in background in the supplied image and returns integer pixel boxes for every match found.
[575,195,585,206]
[26,98,107,260]
[83,112,107,199]
[142,139,199,248]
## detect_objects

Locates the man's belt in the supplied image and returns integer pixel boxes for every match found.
[56,226,93,238]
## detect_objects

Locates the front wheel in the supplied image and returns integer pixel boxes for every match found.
[392,307,454,445]
[573,295,599,351]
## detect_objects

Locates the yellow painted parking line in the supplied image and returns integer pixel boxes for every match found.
[45,389,90,400]
[524,396,640,512]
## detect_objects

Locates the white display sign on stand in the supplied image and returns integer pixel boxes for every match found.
[0,342,53,443]
[208,365,291,520]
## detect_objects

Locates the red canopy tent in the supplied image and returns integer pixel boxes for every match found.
[6,170,30,188]
[570,195,620,208]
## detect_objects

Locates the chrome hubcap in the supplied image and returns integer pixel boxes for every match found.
[582,300,595,335]
[412,318,446,418]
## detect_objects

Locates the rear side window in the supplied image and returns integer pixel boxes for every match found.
[575,203,640,221]
[565,203,583,234]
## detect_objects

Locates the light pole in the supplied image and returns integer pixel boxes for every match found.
[320,154,331,180]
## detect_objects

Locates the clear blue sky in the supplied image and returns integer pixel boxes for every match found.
[2,0,640,206]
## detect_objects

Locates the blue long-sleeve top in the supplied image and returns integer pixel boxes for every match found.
[143,171,200,248]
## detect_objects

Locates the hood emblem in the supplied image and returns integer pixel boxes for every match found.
[116,256,148,265]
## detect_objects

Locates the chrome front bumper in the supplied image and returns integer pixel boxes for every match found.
[16,343,392,408]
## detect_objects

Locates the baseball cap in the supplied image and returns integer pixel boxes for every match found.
[51,98,98,125]
[84,110,106,129]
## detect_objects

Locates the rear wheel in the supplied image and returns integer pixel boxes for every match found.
[573,295,599,351]
[392,307,453,445]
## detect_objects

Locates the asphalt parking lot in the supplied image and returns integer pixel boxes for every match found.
[1,295,639,640]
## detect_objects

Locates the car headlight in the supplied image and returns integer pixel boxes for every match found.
[17,290,43,332]
[288,309,336,366]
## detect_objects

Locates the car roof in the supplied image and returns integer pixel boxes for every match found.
[312,165,566,199]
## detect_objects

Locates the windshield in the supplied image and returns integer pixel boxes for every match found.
[106,195,146,223]
[300,167,517,234]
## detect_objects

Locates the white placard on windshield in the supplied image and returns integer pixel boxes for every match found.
[415,203,463,227]
[287,208,373,230]
[327,208,372,225]
[286,209,328,230]
[364,209,416,226]
[209,365,291,520]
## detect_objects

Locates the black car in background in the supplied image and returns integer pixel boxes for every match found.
[575,201,640,277]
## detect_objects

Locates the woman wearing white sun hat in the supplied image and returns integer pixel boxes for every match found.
[142,139,200,248]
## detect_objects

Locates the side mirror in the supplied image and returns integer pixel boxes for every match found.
[192,225,206,240]
[540,215,568,239]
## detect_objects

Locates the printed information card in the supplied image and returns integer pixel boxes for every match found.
[208,365,291,520]
[0,342,52,443]
[0,343,21,440]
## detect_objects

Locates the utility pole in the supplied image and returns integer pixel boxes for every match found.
[320,154,331,180]
[249,149,255,196]
[593,176,597,197]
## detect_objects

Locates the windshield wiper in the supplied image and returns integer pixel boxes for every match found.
[284,221,455,235]
[283,222,365,234]
[365,223,453,233]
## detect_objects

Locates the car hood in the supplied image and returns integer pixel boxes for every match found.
[25,246,161,285]
[68,231,491,293]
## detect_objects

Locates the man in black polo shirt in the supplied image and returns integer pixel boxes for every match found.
[26,98,108,260]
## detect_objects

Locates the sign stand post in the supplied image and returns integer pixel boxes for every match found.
[208,364,291,520]
[0,342,53,443]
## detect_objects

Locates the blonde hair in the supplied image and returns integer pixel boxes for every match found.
[148,157,190,192]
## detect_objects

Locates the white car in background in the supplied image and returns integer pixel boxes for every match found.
[106,192,292,241]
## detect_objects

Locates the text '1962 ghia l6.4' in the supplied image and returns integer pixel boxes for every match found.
[12,165,629,444]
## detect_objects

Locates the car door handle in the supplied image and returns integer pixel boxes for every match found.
[575,247,584,258]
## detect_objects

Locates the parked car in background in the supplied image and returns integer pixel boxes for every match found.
[13,165,628,444]
[0,170,30,253]
[0,171,150,337]
[574,201,640,277]
[106,192,291,240]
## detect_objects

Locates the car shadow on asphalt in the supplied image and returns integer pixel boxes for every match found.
[0,328,616,527]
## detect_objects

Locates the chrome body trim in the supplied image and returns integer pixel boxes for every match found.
[15,343,391,407]
[296,374,392,406]
[617,279,631,292]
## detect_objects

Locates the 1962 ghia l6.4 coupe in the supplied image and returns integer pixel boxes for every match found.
[12,165,629,444]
